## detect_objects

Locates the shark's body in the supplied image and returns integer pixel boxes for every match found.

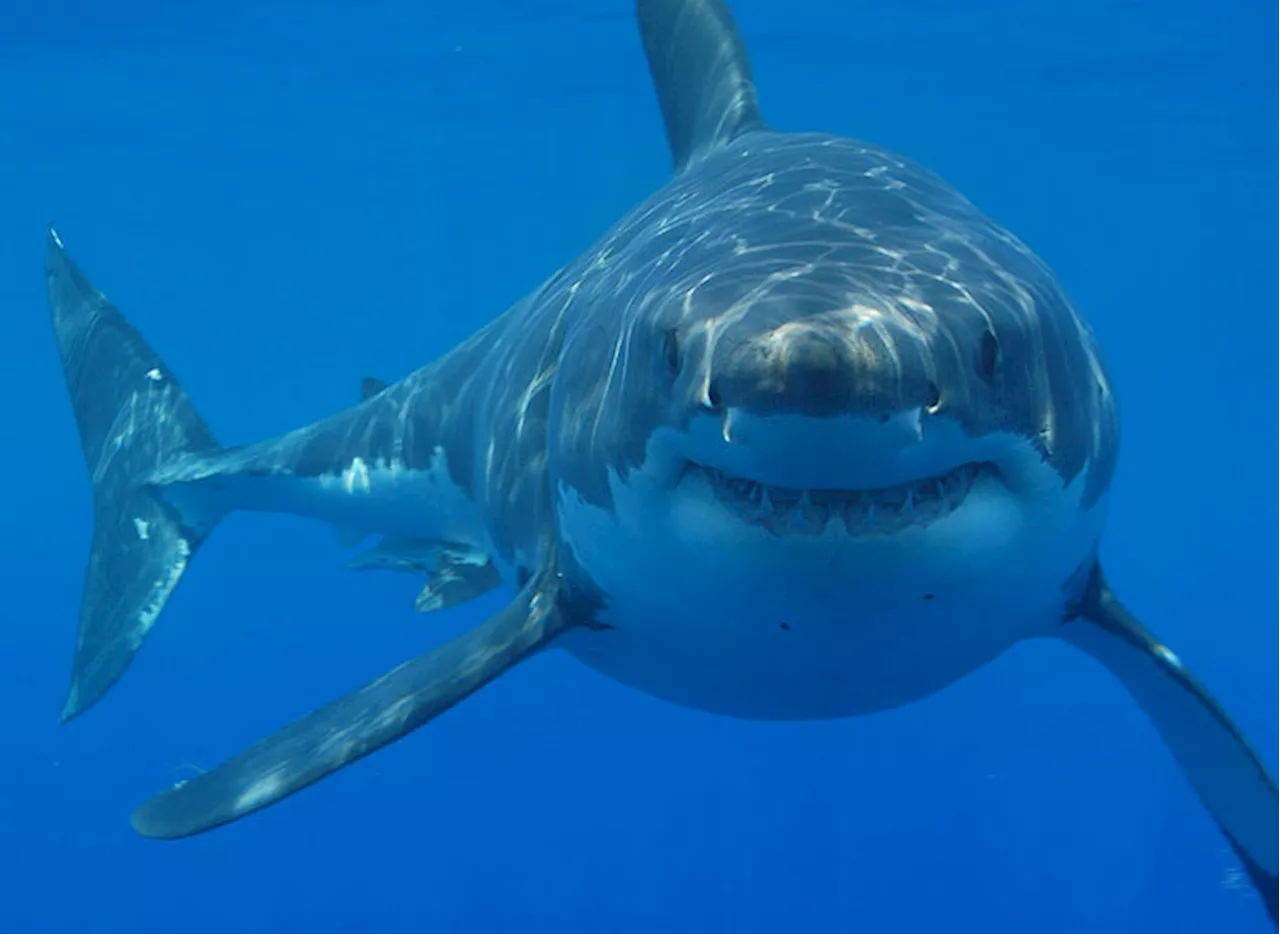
[46,0,1275,923]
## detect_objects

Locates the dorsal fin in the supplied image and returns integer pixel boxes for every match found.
[636,0,765,173]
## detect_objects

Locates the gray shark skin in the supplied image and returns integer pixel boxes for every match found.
[45,0,1275,922]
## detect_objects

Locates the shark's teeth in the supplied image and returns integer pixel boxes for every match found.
[697,462,989,537]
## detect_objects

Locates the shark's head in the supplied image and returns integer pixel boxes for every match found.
[548,134,1119,675]
[539,0,1119,714]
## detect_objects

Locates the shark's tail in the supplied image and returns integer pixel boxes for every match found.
[47,229,226,722]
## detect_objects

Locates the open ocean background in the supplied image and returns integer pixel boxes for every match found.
[0,1,1274,931]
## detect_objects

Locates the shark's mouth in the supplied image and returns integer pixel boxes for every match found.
[691,461,994,536]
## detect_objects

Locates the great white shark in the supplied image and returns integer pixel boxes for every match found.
[46,0,1275,921]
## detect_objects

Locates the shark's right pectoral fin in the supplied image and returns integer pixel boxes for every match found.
[1060,564,1278,922]
[131,568,575,840]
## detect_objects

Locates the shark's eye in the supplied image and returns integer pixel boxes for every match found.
[663,329,681,375]
[979,330,1000,381]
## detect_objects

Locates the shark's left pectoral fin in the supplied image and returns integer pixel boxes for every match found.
[131,569,574,840]
[1061,564,1277,922]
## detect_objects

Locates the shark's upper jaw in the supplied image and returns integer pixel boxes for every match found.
[686,457,997,538]
[635,390,1028,543]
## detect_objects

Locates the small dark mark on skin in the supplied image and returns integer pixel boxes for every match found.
[923,593,935,601]
[779,622,791,630]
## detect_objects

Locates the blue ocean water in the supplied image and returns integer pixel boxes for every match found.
[0,1,1274,931]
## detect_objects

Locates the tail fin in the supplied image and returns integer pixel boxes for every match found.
[46,228,224,722]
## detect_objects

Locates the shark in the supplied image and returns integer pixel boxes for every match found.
[45,0,1276,921]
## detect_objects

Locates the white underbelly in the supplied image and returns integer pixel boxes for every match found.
[556,470,1107,721]
[557,559,1055,721]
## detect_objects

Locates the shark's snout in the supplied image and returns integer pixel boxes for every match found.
[706,319,937,420]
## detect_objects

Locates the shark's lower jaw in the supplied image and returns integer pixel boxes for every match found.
[688,460,998,537]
